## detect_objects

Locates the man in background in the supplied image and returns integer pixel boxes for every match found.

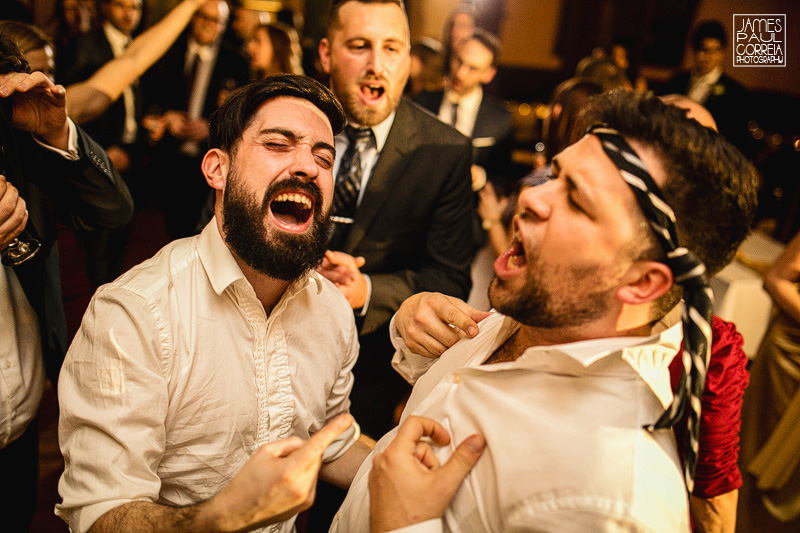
[317,0,474,438]
[142,0,248,239]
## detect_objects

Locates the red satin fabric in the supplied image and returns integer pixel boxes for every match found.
[670,316,750,498]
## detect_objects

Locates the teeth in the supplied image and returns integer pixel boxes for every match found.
[273,193,311,209]
[508,255,522,269]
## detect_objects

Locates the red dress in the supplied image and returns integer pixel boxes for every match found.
[670,316,750,498]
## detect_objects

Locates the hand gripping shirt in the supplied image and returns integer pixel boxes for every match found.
[332,312,690,532]
[57,220,359,533]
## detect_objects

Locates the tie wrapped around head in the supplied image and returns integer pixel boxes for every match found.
[588,124,714,494]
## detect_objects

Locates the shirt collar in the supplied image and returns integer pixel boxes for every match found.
[187,39,216,63]
[692,66,723,86]
[444,86,483,108]
[340,111,396,153]
[102,21,130,55]
[196,218,321,298]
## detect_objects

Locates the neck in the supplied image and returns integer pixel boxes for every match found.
[235,259,292,316]
[505,309,654,360]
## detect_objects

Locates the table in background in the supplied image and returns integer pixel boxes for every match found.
[710,231,785,358]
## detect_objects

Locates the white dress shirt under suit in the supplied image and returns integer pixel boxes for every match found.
[56,220,360,533]
[331,311,691,532]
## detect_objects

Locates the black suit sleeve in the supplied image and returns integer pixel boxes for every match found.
[23,124,134,232]
[362,134,474,335]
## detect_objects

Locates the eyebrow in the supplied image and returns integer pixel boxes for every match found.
[258,127,336,157]
[553,157,597,215]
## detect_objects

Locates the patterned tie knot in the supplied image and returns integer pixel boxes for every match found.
[345,125,373,147]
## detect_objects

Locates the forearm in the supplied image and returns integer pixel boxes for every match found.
[320,438,374,489]
[765,277,800,324]
[87,0,205,101]
[89,501,218,533]
[689,490,738,533]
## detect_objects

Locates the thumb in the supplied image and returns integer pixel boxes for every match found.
[354,256,366,268]
[438,434,485,487]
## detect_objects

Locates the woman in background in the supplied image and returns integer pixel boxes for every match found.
[245,21,303,80]
[738,229,800,533]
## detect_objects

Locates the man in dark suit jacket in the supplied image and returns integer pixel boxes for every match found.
[317,0,474,439]
[415,29,513,195]
[142,0,248,238]
[0,42,134,531]
[663,20,747,151]
[57,0,144,285]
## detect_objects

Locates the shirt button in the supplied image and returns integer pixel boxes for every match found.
[452,373,462,384]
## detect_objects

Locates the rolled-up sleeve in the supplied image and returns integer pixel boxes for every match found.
[56,285,170,533]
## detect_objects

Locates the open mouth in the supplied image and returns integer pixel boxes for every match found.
[494,232,527,278]
[360,82,386,104]
[269,191,314,233]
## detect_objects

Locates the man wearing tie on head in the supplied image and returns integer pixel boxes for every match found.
[317,0,475,439]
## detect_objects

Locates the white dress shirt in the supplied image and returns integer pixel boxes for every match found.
[331,312,691,532]
[56,220,360,533]
[438,87,483,138]
[688,66,723,105]
[0,120,80,449]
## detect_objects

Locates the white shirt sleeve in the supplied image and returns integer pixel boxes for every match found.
[389,314,437,385]
[388,519,444,533]
[56,285,169,533]
[32,118,80,160]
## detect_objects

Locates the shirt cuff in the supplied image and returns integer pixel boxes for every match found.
[32,118,80,160]
[388,519,443,533]
[390,314,437,385]
[354,274,372,317]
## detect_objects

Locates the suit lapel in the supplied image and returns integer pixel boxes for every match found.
[471,95,491,139]
[343,98,417,252]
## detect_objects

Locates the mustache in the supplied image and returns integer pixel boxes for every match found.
[262,177,323,211]
[357,73,389,85]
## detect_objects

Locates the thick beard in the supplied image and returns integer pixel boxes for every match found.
[488,254,613,328]
[222,173,332,281]
[329,67,404,126]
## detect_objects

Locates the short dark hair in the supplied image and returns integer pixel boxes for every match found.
[467,28,501,66]
[0,35,32,75]
[208,74,346,154]
[692,20,727,50]
[326,0,406,40]
[582,91,757,310]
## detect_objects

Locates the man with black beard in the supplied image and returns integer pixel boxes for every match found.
[330,91,758,532]
[56,75,373,533]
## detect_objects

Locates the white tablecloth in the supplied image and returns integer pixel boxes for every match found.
[710,231,785,358]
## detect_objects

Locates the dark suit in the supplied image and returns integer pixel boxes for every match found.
[331,97,474,438]
[58,28,144,150]
[662,71,748,151]
[142,35,248,238]
[415,89,514,193]
[58,27,145,284]
[0,108,133,529]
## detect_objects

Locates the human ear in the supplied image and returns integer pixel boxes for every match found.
[481,65,497,85]
[616,261,673,305]
[319,38,331,74]
[201,149,229,191]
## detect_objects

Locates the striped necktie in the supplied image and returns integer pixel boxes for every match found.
[590,125,713,494]
[328,125,374,250]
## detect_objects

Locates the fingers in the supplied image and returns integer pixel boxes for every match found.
[415,441,440,470]
[438,434,485,487]
[0,71,55,97]
[262,437,305,457]
[395,416,451,451]
[304,414,354,456]
[0,177,28,249]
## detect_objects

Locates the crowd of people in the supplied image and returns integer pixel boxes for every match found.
[0,0,791,532]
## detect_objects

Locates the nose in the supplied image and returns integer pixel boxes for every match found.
[368,48,386,77]
[517,181,556,221]
[289,146,319,181]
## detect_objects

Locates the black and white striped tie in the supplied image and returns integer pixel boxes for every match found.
[328,125,374,250]
[589,125,713,494]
